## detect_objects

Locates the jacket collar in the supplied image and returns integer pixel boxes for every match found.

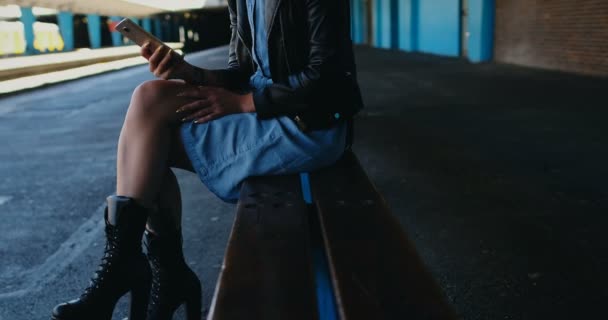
[264,0,283,39]
[236,0,283,46]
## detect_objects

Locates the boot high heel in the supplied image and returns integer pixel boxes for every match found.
[144,230,202,320]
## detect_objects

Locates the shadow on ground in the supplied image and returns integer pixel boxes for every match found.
[353,46,608,319]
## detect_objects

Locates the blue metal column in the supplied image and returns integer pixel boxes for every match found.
[351,0,363,44]
[397,0,415,51]
[411,0,419,51]
[109,16,123,47]
[417,0,459,56]
[57,12,74,51]
[142,18,152,33]
[390,0,399,49]
[361,0,369,44]
[20,7,36,54]
[468,0,495,62]
[86,14,102,48]
[154,18,163,40]
[375,0,392,48]
[350,0,355,42]
[374,0,380,47]
[376,0,392,49]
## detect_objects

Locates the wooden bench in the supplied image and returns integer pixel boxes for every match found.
[208,151,457,320]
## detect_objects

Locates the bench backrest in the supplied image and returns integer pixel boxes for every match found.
[310,151,457,319]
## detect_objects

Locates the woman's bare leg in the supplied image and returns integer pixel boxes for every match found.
[149,130,195,234]
[115,82,203,319]
[116,79,197,230]
[147,168,182,233]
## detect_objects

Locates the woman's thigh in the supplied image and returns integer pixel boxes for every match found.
[169,127,195,172]
[129,79,198,172]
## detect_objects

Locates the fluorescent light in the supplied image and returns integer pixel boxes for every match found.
[0,5,57,19]
[32,7,58,16]
[121,0,207,11]
[0,5,21,19]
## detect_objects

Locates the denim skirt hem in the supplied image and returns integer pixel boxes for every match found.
[180,113,346,203]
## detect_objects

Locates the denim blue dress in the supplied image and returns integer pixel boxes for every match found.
[180,0,346,203]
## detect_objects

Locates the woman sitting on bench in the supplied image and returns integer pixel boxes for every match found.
[51,1,362,319]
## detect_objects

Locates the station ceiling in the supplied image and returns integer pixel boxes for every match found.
[0,0,226,17]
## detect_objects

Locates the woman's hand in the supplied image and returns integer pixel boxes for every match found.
[141,43,195,81]
[176,86,255,124]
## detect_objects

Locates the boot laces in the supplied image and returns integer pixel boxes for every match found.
[81,224,120,297]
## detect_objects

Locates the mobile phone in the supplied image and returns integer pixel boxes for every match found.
[115,18,164,51]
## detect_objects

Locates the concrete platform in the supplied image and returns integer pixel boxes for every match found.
[0,45,606,319]
[0,44,183,81]
[0,43,183,95]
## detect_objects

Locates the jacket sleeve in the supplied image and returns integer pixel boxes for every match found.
[253,0,353,119]
[198,1,252,91]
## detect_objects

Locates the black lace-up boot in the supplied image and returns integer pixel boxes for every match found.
[144,229,202,320]
[51,196,151,320]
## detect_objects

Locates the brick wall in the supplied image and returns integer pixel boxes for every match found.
[494,0,608,77]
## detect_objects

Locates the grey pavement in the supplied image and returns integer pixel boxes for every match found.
[0,47,234,320]
[353,47,608,319]
[1,45,607,319]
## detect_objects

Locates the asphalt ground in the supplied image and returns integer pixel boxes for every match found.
[1,45,607,319]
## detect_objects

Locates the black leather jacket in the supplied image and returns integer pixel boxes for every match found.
[206,0,364,130]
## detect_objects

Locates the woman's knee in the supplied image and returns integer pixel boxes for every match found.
[131,80,168,110]
[129,80,182,119]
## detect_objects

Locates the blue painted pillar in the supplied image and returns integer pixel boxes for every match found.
[86,14,102,48]
[142,18,152,33]
[411,0,419,51]
[398,0,419,51]
[397,0,412,51]
[390,0,399,49]
[109,16,123,46]
[350,0,355,41]
[374,0,379,47]
[468,0,495,62]
[362,0,369,44]
[154,18,163,40]
[358,0,368,44]
[351,0,363,44]
[20,7,36,54]
[375,0,392,48]
[57,11,74,51]
[417,0,460,56]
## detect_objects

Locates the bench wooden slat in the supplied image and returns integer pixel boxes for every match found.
[208,175,319,320]
[310,151,457,320]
